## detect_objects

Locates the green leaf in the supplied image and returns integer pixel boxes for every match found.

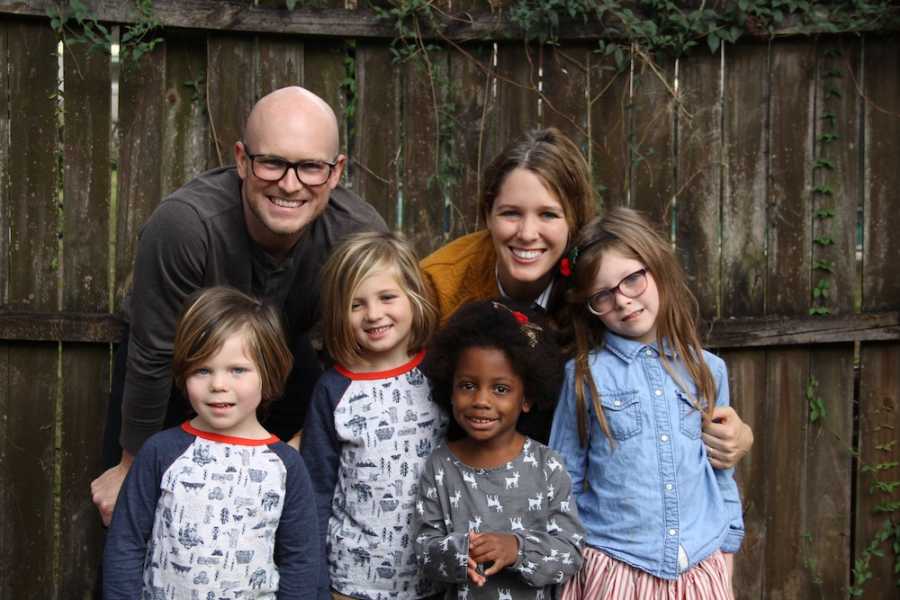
[707,33,720,53]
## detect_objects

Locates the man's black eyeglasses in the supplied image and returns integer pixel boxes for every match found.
[243,143,337,186]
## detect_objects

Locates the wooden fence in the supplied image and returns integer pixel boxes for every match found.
[0,2,898,598]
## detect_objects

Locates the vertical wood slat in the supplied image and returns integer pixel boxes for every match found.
[764,40,816,600]
[721,41,771,600]
[490,42,540,165]
[764,349,811,600]
[802,38,858,599]
[3,19,60,599]
[206,34,256,166]
[60,39,112,596]
[401,51,447,257]
[257,34,304,95]
[720,348,768,600]
[541,45,590,150]
[353,42,400,228]
[767,39,815,316]
[588,54,630,210]
[676,51,722,320]
[446,43,492,237]
[303,38,348,161]
[815,39,861,314]
[857,35,900,598]
[0,20,9,600]
[722,43,769,318]
[115,44,166,305]
[629,56,675,222]
[857,344,900,599]
[0,20,7,307]
[805,346,853,596]
[161,32,211,196]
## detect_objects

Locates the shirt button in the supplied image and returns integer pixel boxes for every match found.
[665,483,673,491]
[613,400,622,407]
[646,350,653,356]
[655,389,663,396]
[668,528,677,536]
[660,434,669,442]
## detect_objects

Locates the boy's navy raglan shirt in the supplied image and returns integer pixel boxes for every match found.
[103,422,319,599]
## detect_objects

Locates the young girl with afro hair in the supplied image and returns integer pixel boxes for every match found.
[415,300,584,599]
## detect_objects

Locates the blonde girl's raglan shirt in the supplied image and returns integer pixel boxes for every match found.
[103,422,319,599]
[301,351,449,600]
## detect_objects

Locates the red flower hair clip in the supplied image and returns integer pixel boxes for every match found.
[511,311,529,325]
[559,257,572,277]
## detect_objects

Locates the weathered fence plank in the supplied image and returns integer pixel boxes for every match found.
[541,45,590,150]
[353,42,400,227]
[490,42,540,164]
[206,33,256,165]
[857,34,900,598]
[630,56,675,222]
[722,43,769,318]
[161,32,211,196]
[0,19,9,600]
[815,39,862,314]
[765,348,810,600]
[763,39,817,600]
[720,347,768,600]
[447,43,493,236]
[115,43,166,305]
[588,53,630,209]
[721,41,771,600]
[767,39,815,316]
[401,51,447,256]
[805,345,853,596]
[676,50,722,320]
[3,19,60,598]
[60,38,111,594]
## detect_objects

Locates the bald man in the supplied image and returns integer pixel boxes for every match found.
[91,87,387,524]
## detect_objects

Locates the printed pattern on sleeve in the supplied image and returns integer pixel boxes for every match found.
[414,439,584,600]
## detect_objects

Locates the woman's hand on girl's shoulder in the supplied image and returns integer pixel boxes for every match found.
[468,531,519,577]
[702,406,754,469]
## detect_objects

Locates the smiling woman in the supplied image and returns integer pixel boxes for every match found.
[420,127,596,324]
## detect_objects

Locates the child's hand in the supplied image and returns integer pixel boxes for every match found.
[468,531,519,577]
[466,557,486,587]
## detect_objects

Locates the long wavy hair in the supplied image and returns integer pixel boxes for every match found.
[560,207,716,446]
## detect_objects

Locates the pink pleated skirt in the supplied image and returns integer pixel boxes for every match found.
[560,547,734,600]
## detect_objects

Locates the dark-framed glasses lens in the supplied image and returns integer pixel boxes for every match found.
[251,158,290,182]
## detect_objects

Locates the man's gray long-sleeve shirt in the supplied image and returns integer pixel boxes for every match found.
[120,166,386,453]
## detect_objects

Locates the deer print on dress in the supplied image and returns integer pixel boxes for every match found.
[414,440,585,599]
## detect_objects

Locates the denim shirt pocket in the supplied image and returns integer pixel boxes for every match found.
[598,391,641,441]
[677,389,703,440]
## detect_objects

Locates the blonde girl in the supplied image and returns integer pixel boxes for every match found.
[549,208,743,599]
[301,232,448,600]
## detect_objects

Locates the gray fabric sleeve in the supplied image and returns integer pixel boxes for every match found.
[414,455,470,584]
[121,200,207,453]
[510,453,585,587]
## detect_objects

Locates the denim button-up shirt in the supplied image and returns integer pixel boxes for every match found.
[549,332,744,580]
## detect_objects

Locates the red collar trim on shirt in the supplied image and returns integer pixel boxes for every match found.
[181,421,280,446]
[334,350,425,380]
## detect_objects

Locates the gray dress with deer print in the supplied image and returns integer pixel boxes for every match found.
[414,439,584,600]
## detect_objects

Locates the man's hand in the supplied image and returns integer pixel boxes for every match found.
[702,406,754,469]
[468,531,519,578]
[91,451,134,526]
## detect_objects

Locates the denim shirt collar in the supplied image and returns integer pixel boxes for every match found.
[603,331,676,363]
